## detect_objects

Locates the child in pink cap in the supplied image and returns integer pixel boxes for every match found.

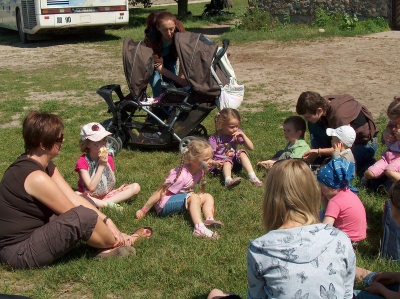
[75,122,140,209]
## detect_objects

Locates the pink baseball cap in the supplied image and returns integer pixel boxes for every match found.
[80,123,111,141]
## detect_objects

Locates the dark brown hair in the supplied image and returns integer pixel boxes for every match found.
[296,91,329,115]
[284,115,307,139]
[23,110,64,153]
[387,96,400,119]
[389,180,400,210]
[155,12,177,29]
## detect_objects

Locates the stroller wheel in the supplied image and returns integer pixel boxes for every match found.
[190,124,208,138]
[179,136,196,154]
[106,135,122,157]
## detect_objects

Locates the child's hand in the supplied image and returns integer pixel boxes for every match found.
[226,149,235,157]
[257,160,275,169]
[210,160,224,169]
[136,209,146,220]
[232,131,244,141]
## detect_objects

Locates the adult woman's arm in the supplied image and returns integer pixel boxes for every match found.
[343,240,356,298]
[247,246,267,299]
[50,166,124,245]
[156,64,188,87]
[24,170,76,215]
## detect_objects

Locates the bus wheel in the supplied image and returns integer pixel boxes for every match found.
[17,11,29,44]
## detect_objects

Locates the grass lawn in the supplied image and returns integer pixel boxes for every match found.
[0,1,396,298]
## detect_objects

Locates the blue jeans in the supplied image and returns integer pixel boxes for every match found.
[149,55,177,97]
[353,272,399,298]
[307,121,377,172]
[158,193,189,217]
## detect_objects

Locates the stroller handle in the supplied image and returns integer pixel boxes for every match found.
[213,39,229,66]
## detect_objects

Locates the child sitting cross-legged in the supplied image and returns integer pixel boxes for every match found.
[257,115,310,169]
[317,158,367,244]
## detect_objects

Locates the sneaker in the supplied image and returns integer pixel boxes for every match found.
[193,227,220,239]
[225,177,241,189]
[107,202,124,212]
[249,177,263,187]
[204,219,223,229]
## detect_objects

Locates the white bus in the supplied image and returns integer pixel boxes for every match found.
[0,0,129,43]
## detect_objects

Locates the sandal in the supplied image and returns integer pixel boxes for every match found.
[225,177,241,189]
[131,226,153,239]
[249,177,263,187]
[193,228,220,239]
[96,246,136,259]
[107,202,124,212]
[204,219,223,229]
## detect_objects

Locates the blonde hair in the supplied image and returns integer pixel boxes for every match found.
[160,137,212,197]
[214,108,241,148]
[79,139,91,154]
[262,159,320,232]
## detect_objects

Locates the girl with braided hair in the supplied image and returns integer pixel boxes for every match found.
[209,108,262,188]
[135,137,222,239]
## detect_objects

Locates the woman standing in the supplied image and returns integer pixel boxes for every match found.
[0,111,151,269]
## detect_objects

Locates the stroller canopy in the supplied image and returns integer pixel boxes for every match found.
[174,32,229,98]
[122,38,154,100]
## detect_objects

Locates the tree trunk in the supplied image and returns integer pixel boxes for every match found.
[177,0,188,17]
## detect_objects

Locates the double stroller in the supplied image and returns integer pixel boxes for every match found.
[97,32,230,155]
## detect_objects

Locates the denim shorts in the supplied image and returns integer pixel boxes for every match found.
[158,193,190,217]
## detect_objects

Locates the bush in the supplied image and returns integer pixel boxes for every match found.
[234,8,279,31]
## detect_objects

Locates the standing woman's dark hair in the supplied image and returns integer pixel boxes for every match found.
[23,110,64,152]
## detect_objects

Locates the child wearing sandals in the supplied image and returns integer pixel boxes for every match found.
[209,108,262,189]
[257,115,310,169]
[317,158,367,243]
[75,123,140,209]
[135,137,222,239]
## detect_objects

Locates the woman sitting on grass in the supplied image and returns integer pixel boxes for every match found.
[209,159,355,299]
[0,111,152,269]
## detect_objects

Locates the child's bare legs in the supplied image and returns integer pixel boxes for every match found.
[188,193,220,239]
[75,191,108,208]
[356,266,372,281]
[222,161,233,180]
[240,152,262,186]
[102,183,140,205]
[223,161,241,188]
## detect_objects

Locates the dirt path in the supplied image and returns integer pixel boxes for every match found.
[1,29,400,118]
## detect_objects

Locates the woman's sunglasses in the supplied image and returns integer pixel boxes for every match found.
[55,134,64,143]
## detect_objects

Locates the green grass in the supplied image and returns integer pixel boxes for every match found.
[0,1,396,298]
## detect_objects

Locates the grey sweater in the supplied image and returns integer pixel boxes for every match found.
[247,223,355,299]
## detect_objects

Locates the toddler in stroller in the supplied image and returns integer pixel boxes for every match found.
[96,32,231,154]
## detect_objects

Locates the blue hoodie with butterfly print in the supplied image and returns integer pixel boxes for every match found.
[247,223,355,299]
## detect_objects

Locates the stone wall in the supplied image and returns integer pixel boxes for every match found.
[256,0,392,22]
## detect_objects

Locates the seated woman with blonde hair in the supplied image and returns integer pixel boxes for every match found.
[209,159,356,299]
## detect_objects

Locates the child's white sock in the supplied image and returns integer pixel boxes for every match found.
[206,217,214,221]
[248,172,257,180]
[225,176,232,184]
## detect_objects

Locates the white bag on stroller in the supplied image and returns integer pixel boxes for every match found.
[211,47,244,110]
